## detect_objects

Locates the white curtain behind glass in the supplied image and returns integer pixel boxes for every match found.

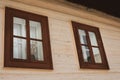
[13,17,26,59]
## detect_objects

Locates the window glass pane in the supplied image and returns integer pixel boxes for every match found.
[88,32,98,46]
[92,47,102,63]
[78,29,87,44]
[13,17,26,37]
[81,46,91,62]
[13,38,27,59]
[30,21,42,39]
[30,40,44,61]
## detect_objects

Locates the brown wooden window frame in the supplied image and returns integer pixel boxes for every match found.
[72,21,109,69]
[4,7,53,69]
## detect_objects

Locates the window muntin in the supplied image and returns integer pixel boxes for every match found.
[4,7,53,69]
[13,17,27,60]
[78,30,102,64]
[72,21,109,69]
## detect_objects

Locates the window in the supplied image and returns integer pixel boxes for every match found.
[4,7,53,69]
[72,21,109,69]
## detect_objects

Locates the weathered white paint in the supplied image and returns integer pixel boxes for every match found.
[0,0,120,80]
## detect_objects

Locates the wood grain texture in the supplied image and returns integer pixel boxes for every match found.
[0,1,120,79]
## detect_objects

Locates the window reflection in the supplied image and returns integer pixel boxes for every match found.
[88,32,98,46]
[30,40,44,61]
[30,20,42,39]
[81,46,91,62]
[78,29,87,44]
[13,38,27,59]
[13,17,26,37]
[92,47,102,63]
